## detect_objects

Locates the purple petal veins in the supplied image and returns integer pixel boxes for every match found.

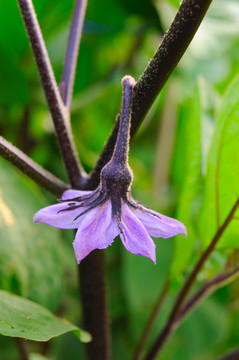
[131,206,187,238]
[120,204,156,263]
[33,76,187,264]
[34,188,186,263]
[73,200,120,263]
[33,200,88,229]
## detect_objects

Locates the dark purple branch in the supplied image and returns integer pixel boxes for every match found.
[134,269,239,360]
[78,77,135,360]
[215,349,239,360]
[144,198,239,360]
[87,0,213,189]
[17,0,86,188]
[60,1,110,358]
[0,136,68,196]
[178,267,239,322]
[60,0,87,109]
[79,250,111,360]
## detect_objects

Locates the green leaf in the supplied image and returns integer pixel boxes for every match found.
[0,290,91,343]
[170,83,203,277]
[171,79,217,278]
[0,158,64,311]
[199,75,239,249]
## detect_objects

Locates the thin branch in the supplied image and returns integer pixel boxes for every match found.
[0,136,68,196]
[88,0,213,188]
[133,280,170,360]
[215,349,239,360]
[60,0,88,109]
[134,269,239,360]
[179,267,239,323]
[17,0,86,188]
[143,198,239,360]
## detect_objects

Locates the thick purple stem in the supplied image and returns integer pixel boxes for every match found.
[17,0,86,188]
[79,251,111,360]
[88,0,213,189]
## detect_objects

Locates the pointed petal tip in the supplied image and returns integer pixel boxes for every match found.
[133,250,156,264]
[150,247,157,265]
[33,210,42,224]
[150,254,157,265]
[183,226,187,238]
[178,222,187,238]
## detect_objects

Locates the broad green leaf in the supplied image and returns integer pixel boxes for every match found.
[0,290,91,343]
[200,75,239,249]
[0,158,64,311]
[171,79,217,278]
[170,83,203,277]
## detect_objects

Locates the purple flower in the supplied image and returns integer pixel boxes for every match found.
[34,188,186,263]
[34,76,186,264]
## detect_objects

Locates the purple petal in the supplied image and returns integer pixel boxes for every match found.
[73,200,120,263]
[61,189,92,200]
[120,204,156,263]
[33,202,88,229]
[131,206,187,238]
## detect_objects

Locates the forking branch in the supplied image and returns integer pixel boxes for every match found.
[17,0,87,188]
[87,0,213,189]
[143,198,239,360]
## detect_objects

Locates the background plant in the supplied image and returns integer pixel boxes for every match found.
[0,0,239,359]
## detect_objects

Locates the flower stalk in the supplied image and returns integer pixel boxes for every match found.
[88,0,213,188]
[34,76,186,264]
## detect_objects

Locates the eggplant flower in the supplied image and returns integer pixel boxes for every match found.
[34,76,186,263]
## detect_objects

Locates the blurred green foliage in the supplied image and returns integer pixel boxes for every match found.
[0,0,239,359]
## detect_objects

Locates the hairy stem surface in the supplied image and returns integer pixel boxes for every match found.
[18,0,85,187]
[88,0,213,188]
[79,250,111,360]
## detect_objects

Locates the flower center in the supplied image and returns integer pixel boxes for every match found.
[100,160,133,197]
